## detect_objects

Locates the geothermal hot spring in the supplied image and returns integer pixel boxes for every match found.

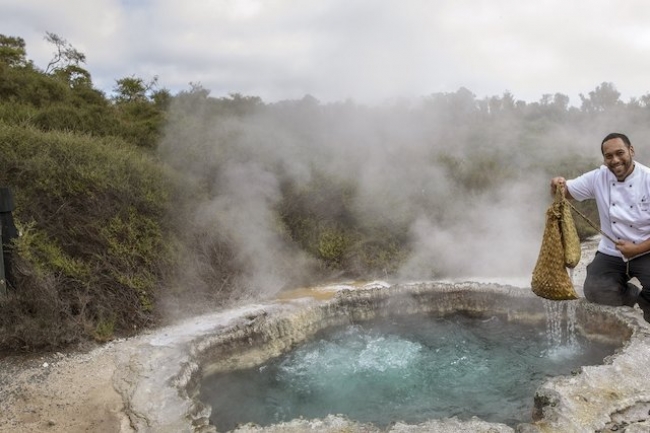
[114,279,650,432]
[200,301,616,431]
[132,279,648,433]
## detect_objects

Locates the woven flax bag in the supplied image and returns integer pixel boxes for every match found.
[531,186,580,300]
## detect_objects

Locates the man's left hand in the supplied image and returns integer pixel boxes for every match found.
[615,240,639,259]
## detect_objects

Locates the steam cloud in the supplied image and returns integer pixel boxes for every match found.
[159,91,650,300]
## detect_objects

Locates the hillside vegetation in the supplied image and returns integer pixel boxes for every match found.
[2,33,650,351]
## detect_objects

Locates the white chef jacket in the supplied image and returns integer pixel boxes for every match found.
[567,162,650,260]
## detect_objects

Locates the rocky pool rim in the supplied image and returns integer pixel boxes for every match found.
[114,281,650,433]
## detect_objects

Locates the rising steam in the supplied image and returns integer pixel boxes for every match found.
[158,90,650,301]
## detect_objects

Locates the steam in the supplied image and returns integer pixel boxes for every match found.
[398,179,547,280]
[202,162,286,291]
[158,91,650,300]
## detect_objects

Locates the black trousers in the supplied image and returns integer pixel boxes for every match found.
[584,252,650,322]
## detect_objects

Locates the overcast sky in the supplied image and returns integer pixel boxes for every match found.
[3,0,650,105]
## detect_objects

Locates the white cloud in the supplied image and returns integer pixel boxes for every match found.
[2,0,650,103]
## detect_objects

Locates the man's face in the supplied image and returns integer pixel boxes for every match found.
[602,137,635,181]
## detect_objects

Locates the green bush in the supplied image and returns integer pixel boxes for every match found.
[0,124,176,350]
[31,104,87,132]
[0,64,70,106]
[278,173,410,277]
[344,236,408,277]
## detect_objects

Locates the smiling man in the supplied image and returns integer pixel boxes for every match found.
[550,132,650,322]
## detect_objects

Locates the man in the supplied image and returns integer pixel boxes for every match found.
[550,132,650,322]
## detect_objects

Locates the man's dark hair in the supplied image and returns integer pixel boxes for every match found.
[600,132,632,147]
[601,132,631,153]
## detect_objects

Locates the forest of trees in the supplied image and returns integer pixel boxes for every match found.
[3,33,650,351]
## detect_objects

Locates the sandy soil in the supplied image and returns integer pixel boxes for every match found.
[0,341,130,433]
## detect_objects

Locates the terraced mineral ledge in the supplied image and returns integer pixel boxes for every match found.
[112,280,650,433]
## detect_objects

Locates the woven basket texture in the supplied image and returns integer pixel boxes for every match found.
[561,196,581,269]
[531,188,580,300]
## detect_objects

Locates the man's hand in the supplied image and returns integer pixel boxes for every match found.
[615,240,639,259]
[550,177,566,196]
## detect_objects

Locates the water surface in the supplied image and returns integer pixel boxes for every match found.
[201,312,618,431]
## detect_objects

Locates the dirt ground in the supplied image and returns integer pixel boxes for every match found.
[0,341,130,433]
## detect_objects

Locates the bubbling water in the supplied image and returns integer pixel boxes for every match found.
[201,311,617,431]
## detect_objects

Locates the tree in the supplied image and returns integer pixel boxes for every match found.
[0,34,29,67]
[552,93,570,111]
[530,92,570,122]
[186,81,211,99]
[579,82,621,112]
[43,32,94,90]
[501,91,517,111]
[151,88,172,110]
[44,32,86,74]
[113,75,159,103]
[638,93,650,109]
[222,92,263,116]
[111,75,167,148]
[52,64,92,88]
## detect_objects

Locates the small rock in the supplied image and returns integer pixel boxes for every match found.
[43,362,49,368]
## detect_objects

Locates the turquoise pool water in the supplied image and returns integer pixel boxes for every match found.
[201,312,617,431]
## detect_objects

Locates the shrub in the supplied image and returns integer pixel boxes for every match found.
[31,104,86,132]
[0,124,176,350]
[278,173,410,277]
[0,102,37,125]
